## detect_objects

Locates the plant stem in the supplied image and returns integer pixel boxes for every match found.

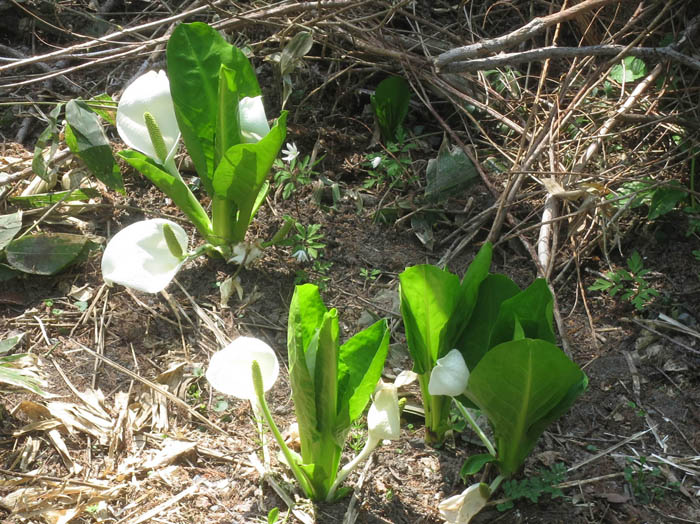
[250,396,270,469]
[251,362,316,499]
[211,194,234,246]
[326,436,379,502]
[417,373,450,446]
[453,399,497,457]
[489,474,505,494]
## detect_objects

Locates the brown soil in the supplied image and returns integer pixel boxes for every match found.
[2,2,700,524]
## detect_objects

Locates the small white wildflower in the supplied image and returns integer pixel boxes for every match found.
[370,156,382,169]
[292,249,310,263]
[281,142,299,164]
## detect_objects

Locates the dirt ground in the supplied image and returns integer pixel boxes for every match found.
[2,1,700,523]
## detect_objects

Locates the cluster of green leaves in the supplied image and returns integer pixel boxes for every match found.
[132,22,286,247]
[589,251,659,311]
[363,129,417,190]
[497,463,567,511]
[624,456,671,504]
[609,178,687,221]
[400,243,588,477]
[284,284,390,500]
[273,154,322,199]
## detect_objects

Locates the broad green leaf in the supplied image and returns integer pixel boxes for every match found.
[336,319,390,436]
[65,99,124,192]
[399,264,460,373]
[489,278,555,348]
[609,56,647,83]
[425,137,478,202]
[371,76,411,143]
[456,273,520,371]
[446,242,493,349]
[9,188,100,208]
[6,233,87,275]
[0,211,22,251]
[212,113,287,243]
[167,22,261,193]
[119,150,213,241]
[32,103,63,182]
[0,264,18,282]
[466,338,587,476]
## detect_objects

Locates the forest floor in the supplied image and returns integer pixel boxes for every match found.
[1,1,700,523]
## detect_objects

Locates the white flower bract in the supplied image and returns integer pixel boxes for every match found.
[101,218,188,294]
[206,336,279,400]
[438,483,490,524]
[117,70,180,164]
[367,380,400,442]
[239,96,270,143]
[428,349,470,397]
[370,156,382,169]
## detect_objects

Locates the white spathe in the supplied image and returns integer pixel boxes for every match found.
[368,380,400,442]
[117,70,181,164]
[428,349,470,397]
[239,96,270,143]
[101,218,188,294]
[438,483,490,524]
[206,336,279,400]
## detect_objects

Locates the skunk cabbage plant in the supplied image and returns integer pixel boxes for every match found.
[400,242,587,475]
[250,284,392,501]
[104,22,287,292]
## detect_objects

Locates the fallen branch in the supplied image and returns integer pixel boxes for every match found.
[439,44,700,73]
[434,0,626,68]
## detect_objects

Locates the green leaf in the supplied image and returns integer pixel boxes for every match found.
[336,319,390,437]
[609,56,647,83]
[86,93,117,126]
[460,453,497,480]
[0,333,24,355]
[119,150,213,241]
[647,183,686,220]
[9,188,101,208]
[399,265,460,374]
[5,233,87,275]
[280,31,313,76]
[0,354,49,397]
[267,507,279,524]
[65,99,124,192]
[215,64,243,167]
[212,112,287,243]
[0,211,22,251]
[167,22,261,193]
[446,242,493,351]
[425,137,478,202]
[465,338,587,476]
[456,273,520,371]
[371,76,411,143]
[489,279,555,348]
[32,103,63,182]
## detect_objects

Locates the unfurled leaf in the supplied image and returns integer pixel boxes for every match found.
[9,188,100,208]
[425,137,478,202]
[6,233,88,275]
[0,211,22,251]
[371,77,411,143]
[609,56,647,83]
[465,339,587,476]
[65,99,124,192]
